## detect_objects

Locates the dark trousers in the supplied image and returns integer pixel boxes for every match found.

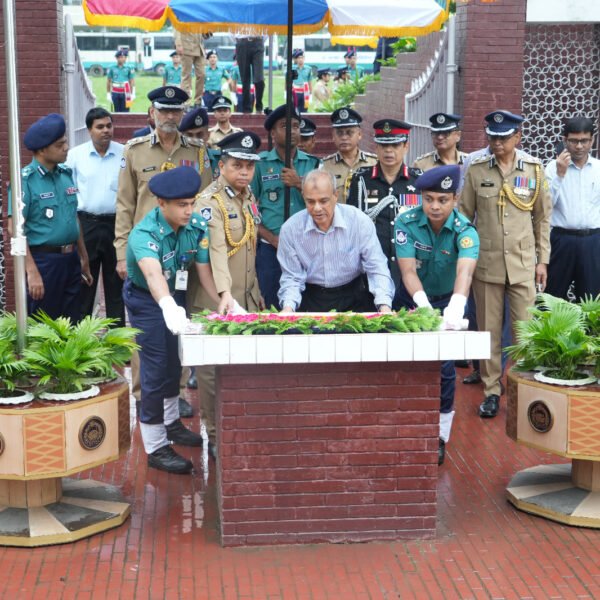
[203,91,219,110]
[395,284,455,413]
[292,90,307,113]
[236,39,265,113]
[28,250,81,322]
[299,276,375,312]
[78,212,124,326]
[546,228,600,301]
[256,241,281,310]
[123,280,184,425]
[111,92,128,113]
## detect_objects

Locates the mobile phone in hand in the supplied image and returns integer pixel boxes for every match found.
[555,141,565,157]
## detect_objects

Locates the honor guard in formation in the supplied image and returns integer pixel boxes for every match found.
[163,51,182,87]
[413,113,467,171]
[346,119,422,302]
[106,49,135,113]
[291,49,313,113]
[190,131,263,458]
[298,117,317,154]
[203,50,230,110]
[394,166,479,465]
[460,110,552,419]
[8,113,92,321]
[250,104,321,309]
[207,96,242,148]
[322,107,376,202]
[124,167,233,474]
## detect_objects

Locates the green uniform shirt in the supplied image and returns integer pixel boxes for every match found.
[8,159,80,246]
[126,206,210,292]
[229,65,240,82]
[107,64,135,84]
[293,65,313,86]
[347,66,364,79]
[394,207,479,296]
[164,64,182,85]
[250,148,321,235]
[205,65,229,92]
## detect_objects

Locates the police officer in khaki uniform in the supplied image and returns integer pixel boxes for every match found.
[322,107,376,203]
[115,85,213,418]
[460,110,552,419]
[190,131,263,458]
[207,96,242,148]
[413,113,467,172]
[174,32,208,106]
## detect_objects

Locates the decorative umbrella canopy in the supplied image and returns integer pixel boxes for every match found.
[83,0,449,36]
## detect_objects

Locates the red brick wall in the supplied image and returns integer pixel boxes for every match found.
[216,362,440,547]
[0,0,66,310]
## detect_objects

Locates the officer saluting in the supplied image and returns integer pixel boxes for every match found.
[346,119,422,299]
[124,166,233,474]
[413,113,467,172]
[7,113,92,321]
[191,131,263,459]
[394,165,479,465]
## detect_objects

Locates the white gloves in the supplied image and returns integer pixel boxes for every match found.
[412,290,432,309]
[130,91,136,101]
[159,296,189,335]
[442,294,468,330]
[106,92,112,103]
[230,299,247,315]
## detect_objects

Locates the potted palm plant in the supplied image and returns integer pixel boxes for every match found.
[507,294,596,386]
[0,337,33,405]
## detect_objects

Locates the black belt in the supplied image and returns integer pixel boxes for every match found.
[130,281,151,294]
[305,275,363,295]
[30,243,76,254]
[430,292,452,303]
[552,227,600,237]
[78,211,116,222]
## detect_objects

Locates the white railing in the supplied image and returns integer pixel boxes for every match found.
[64,13,96,148]
[404,17,456,164]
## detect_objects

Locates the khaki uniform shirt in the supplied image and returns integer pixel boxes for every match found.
[412,149,468,172]
[459,153,552,285]
[190,176,261,312]
[322,149,377,203]
[174,32,205,57]
[311,80,331,108]
[207,124,243,149]
[115,132,212,261]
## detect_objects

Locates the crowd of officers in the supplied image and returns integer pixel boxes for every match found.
[12,81,599,472]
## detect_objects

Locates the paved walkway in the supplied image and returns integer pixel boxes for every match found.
[1,366,599,600]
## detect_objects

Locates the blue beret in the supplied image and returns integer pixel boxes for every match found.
[148,166,201,200]
[24,113,66,151]
[179,107,209,132]
[415,165,460,193]
[331,107,362,128]
[211,95,233,111]
[344,50,356,59]
[206,50,217,59]
[484,110,524,136]
[147,85,189,108]
[292,48,304,59]
[264,104,300,131]
[300,117,317,137]
[317,68,331,79]
[115,49,128,58]
[217,131,261,160]
[429,113,462,132]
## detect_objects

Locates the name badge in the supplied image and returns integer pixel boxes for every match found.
[414,242,432,251]
[228,213,239,219]
[480,182,494,188]
[175,269,188,291]
[162,250,175,263]
[262,174,280,182]
[39,192,55,200]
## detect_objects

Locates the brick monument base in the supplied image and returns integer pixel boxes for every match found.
[215,362,440,547]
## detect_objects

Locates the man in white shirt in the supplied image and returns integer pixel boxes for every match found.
[66,107,125,324]
[545,116,600,300]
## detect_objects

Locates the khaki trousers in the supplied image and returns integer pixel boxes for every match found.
[472,278,535,397]
[181,54,205,105]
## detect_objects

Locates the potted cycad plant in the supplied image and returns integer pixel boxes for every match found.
[507,294,596,386]
[0,337,33,404]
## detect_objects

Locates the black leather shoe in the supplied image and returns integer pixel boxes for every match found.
[166,419,203,446]
[438,438,446,466]
[186,370,198,389]
[208,440,217,460]
[479,394,500,418]
[148,445,193,474]
[179,397,193,418]
[455,360,470,368]
[463,369,482,384]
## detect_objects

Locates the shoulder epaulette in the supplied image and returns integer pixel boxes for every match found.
[414,150,435,162]
[322,153,337,162]
[126,135,149,148]
[361,150,377,158]
[185,137,205,148]
[471,155,490,165]
[21,166,34,178]
[57,163,73,175]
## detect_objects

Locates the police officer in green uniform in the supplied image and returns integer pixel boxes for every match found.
[291,49,313,113]
[394,165,479,465]
[124,166,234,474]
[7,113,92,321]
[203,50,230,110]
[251,104,321,308]
[346,50,364,79]
[346,118,422,304]
[106,49,135,113]
[163,51,183,86]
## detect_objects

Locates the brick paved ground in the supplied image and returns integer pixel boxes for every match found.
[1,365,600,599]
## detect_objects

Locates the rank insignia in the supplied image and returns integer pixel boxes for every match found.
[395,230,407,245]
[148,241,159,252]
[200,207,212,221]
[383,122,391,133]
[45,208,54,219]
[268,191,278,202]
[160,161,176,172]
[407,185,416,192]
[441,177,453,190]
[460,237,474,249]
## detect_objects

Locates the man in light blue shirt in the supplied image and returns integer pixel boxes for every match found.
[545,116,600,300]
[278,170,394,313]
[66,107,125,324]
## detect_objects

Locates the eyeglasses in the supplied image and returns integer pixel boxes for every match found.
[565,138,593,147]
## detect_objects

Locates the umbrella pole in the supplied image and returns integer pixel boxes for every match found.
[268,34,274,110]
[283,0,294,222]
[3,0,27,351]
